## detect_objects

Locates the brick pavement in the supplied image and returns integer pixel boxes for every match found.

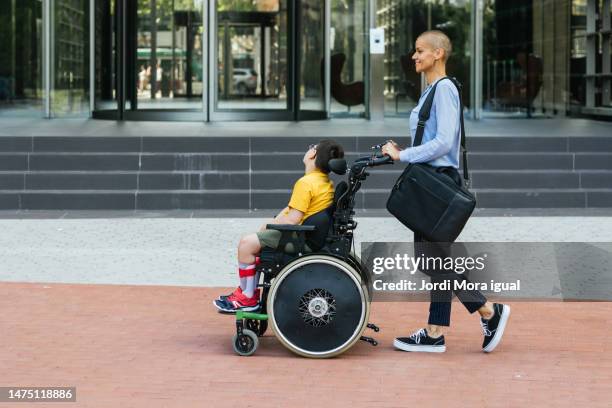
[1,282,611,408]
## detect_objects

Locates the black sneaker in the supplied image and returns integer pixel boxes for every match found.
[394,328,446,353]
[480,303,511,353]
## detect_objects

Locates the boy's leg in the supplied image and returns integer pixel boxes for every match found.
[215,230,281,311]
[213,232,263,311]
[239,229,286,298]
[238,233,263,298]
[217,233,260,299]
[238,233,261,265]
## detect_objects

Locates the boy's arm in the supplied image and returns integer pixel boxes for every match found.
[259,177,310,231]
[273,208,304,225]
[259,207,304,231]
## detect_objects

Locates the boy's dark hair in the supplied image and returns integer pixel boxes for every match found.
[315,139,345,174]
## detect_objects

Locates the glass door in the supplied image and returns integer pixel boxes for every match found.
[212,0,329,121]
[481,0,554,118]
[92,0,205,120]
[212,0,292,120]
[377,0,472,117]
[329,0,367,118]
[92,0,331,121]
[128,0,204,113]
[297,0,327,119]
[0,0,45,117]
[93,0,119,116]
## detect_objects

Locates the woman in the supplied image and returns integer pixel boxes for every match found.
[382,30,510,353]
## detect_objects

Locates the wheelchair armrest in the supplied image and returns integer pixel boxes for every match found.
[261,224,313,263]
[266,224,315,232]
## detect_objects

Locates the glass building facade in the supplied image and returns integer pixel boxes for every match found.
[1,0,610,121]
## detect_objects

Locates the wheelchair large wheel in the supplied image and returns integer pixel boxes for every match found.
[268,255,370,358]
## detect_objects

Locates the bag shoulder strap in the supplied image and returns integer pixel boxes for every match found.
[413,79,442,147]
[413,76,470,186]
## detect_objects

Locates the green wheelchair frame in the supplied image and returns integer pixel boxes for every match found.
[233,310,268,356]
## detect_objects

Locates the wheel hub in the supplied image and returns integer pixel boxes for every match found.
[299,288,336,327]
[308,297,329,318]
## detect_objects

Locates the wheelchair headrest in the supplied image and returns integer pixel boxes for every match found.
[328,158,347,175]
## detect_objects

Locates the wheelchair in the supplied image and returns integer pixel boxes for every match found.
[232,149,393,358]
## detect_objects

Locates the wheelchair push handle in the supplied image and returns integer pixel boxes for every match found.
[369,153,394,166]
[351,141,394,170]
[370,140,396,165]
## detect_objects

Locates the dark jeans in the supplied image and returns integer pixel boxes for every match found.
[414,167,487,327]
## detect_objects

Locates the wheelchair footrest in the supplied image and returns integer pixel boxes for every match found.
[236,311,268,321]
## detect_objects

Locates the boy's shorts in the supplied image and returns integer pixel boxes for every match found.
[256,229,312,254]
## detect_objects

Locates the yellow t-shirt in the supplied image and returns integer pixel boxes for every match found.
[285,170,334,223]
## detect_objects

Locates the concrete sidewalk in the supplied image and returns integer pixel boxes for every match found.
[2,214,612,287]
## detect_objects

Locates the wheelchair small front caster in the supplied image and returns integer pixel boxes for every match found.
[246,318,268,337]
[233,329,259,356]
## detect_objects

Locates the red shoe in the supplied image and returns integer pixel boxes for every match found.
[214,290,260,313]
[218,286,242,302]
[218,287,260,302]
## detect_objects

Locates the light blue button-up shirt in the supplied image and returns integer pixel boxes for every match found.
[399,77,461,169]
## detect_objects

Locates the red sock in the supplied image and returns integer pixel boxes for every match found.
[238,263,256,278]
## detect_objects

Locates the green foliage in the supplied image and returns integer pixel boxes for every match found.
[137,0,200,31]
[217,0,259,12]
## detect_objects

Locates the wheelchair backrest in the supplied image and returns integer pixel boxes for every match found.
[303,208,331,251]
[303,180,348,251]
[332,181,349,212]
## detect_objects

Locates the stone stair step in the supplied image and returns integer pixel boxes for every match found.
[2,188,611,210]
[0,135,611,210]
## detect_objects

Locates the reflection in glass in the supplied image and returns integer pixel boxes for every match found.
[52,0,90,116]
[300,0,325,111]
[216,0,287,110]
[483,0,572,117]
[569,0,611,112]
[135,0,204,110]
[94,0,117,111]
[0,0,44,117]
[377,0,471,117]
[330,0,366,117]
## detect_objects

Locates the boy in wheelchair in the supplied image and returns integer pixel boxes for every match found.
[213,139,345,313]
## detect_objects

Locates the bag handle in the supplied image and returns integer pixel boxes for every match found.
[413,76,470,187]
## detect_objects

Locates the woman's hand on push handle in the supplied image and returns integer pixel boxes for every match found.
[382,141,402,161]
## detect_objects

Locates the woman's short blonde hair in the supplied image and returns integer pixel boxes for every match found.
[417,30,452,62]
